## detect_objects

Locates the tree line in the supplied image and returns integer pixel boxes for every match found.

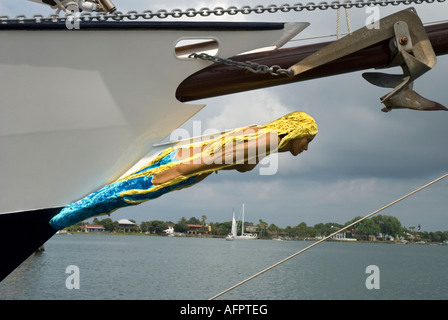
[66,214,448,243]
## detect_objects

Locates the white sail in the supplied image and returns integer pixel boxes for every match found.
[231,210,237,237]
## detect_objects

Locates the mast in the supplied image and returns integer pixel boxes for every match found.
[232,210,237,237]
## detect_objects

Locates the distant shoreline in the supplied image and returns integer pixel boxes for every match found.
[55,231,447,245]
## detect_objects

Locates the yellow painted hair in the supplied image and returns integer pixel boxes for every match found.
[265,111,318,150]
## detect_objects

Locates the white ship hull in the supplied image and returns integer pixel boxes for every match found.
[0,20,306,281]
[0,21,307,215]
[235,234,258,240]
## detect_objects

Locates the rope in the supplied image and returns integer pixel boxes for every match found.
[345,7,353,35]
[337,0,353,39]
[337,3,341,39]
[209,173,448,300]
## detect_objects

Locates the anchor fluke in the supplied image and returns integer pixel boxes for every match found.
[363,72,447,112]
[379,85,448,112]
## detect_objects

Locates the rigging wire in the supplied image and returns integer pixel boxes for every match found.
[209,173,448,300]
[288,18,448,43]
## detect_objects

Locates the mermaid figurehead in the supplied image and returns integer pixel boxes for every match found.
[49,111,318,230]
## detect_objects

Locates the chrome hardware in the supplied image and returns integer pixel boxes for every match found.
[97,0,116,13]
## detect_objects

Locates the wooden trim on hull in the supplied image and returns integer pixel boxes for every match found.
[176,23,448,102]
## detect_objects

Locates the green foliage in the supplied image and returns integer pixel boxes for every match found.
[186,216,201,225]
[75,214,446,242]
[97,218,115,232]
[209,221,232,236]
[174,217,188,233]
[141,220,168,234]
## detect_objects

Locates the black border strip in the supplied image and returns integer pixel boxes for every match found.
[0,21,286,31]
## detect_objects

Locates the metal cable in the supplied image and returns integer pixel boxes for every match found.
[209,173,448,300]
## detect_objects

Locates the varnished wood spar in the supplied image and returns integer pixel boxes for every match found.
[176,23,448,102]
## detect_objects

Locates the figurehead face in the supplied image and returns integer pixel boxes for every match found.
[279,135,314,155]
[265,111,318,151]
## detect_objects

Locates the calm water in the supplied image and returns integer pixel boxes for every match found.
[1,234,447,300]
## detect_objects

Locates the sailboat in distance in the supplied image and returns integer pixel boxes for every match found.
[227,204,257,240]
[237,204,258,240]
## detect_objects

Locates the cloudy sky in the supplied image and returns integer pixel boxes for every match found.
[4,0,447,231]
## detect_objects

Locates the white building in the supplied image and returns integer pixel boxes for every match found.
[118,219,136,232]
[80,224,107,233]
[164,225,174,234]
[332,232,357,241]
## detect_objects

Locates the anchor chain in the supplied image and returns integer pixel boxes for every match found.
[0,0,445,24]
[188,53,294,77]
